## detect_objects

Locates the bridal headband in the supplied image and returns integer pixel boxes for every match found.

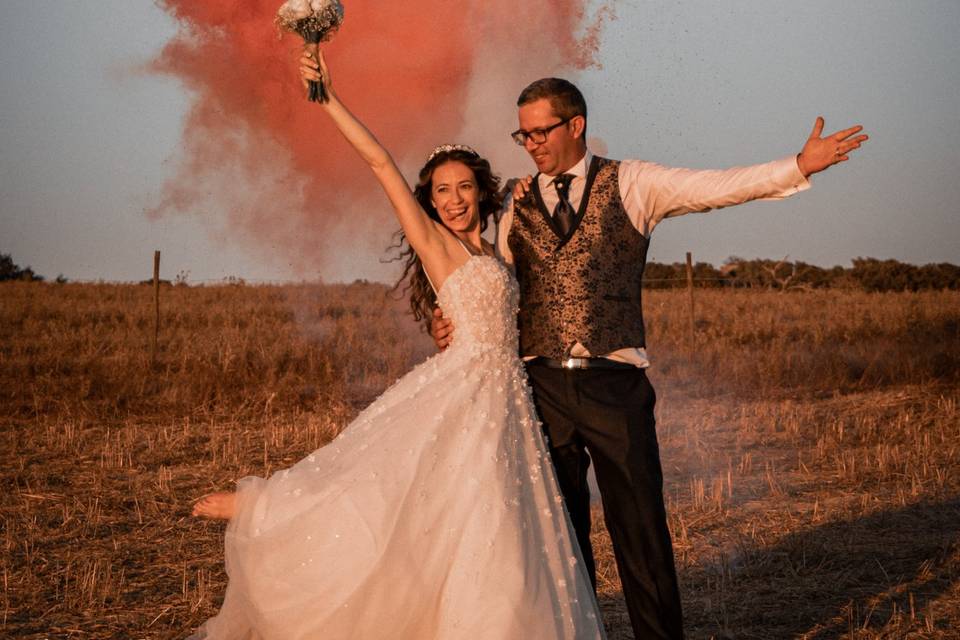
[427,144,479,164]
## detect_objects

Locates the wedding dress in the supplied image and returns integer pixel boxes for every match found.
[189,250,605,639]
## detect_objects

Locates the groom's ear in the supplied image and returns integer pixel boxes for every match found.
[570,115,587,140]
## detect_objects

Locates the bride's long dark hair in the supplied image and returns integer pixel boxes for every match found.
[387,148,503,331]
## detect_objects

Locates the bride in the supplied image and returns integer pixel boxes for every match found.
[188,47,605,639]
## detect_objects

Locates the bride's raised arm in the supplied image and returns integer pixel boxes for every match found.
[298,47,451,271]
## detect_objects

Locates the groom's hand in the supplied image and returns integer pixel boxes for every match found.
[512,175,534,200]
[797,117,869,177]
[430,308,454,351]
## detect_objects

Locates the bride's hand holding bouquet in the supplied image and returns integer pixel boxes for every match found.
[299,47,334,104]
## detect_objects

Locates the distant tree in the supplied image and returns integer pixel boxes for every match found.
[719,258,773,289]
[0,254,43,282]
[722,257,840,291]
[0,254,15,280]
[642,261,724,288]
[824,265,852,288]
[761,257,806,292]
[918,262,960,290]
[691,261,724,288]
[643,262,684,289]
[622,256,958,292]
[850,258,960,292]
[851,258,915,291]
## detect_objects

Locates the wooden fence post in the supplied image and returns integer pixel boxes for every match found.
[686,251,695,344]
[151,251,160,364]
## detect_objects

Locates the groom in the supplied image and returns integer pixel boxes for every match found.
[434,78,866,639]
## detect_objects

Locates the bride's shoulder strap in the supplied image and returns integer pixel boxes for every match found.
[453,235,476,258]
[423,267,439,296]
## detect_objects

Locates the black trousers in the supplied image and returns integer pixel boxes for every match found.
[525,362,684,640]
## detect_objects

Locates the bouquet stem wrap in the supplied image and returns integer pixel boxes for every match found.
[303,34,326,103]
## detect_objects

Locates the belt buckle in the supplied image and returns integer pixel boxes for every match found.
[561,357,586,369]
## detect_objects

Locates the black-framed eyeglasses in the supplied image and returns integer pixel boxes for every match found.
[510,117,572,146]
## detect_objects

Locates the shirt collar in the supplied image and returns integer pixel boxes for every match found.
[538,150,592,189]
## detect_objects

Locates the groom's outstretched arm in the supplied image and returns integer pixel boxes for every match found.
[624,117,869,237]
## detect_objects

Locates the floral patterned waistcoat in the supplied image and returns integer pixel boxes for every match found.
[508,156,649,360]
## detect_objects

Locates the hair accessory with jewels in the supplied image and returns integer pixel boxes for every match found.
[276,0,345,104]
[427,144,479,164]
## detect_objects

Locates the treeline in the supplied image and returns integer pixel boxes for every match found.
[4,252,958,292]
[0,254,44,282]
[643,257,960,292]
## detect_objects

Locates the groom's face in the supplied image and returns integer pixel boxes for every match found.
[517,98,584,177]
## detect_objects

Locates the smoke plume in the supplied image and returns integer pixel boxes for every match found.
[150,1,612,281]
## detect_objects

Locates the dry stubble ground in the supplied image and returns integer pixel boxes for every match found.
[1,282,958,639]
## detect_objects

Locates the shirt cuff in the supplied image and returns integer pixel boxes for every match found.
[774,155,812,195]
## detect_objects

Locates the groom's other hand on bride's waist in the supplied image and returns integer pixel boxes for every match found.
[431,308,454,351]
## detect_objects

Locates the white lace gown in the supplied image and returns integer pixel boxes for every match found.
[189,255,605,639]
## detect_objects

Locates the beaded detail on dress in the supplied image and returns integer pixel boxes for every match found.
[436,255,520,358]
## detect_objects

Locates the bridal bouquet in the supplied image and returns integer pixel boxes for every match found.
[276,0,345,103]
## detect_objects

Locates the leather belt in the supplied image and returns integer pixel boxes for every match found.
[531,357,637,370]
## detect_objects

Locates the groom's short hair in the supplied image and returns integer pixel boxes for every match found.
[517,78,588,131]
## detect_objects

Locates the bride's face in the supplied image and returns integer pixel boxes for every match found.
[430,161,481,233]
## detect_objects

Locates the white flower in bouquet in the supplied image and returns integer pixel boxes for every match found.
[311,0,339,13]
[278,0,311,22]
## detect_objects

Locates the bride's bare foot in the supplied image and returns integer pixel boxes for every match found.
[192,492,236,520]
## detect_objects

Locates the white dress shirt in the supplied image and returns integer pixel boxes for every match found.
[495,151,811,366]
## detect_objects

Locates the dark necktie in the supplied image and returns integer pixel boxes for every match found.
[552,174,576,236]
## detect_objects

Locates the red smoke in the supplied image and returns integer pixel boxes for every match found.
[150,1,610,281]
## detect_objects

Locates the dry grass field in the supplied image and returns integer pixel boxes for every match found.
[2,281,958,639]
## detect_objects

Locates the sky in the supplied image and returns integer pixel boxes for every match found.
[1,0,958,284]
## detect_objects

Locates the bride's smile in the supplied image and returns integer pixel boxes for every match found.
[430,161,482,233]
